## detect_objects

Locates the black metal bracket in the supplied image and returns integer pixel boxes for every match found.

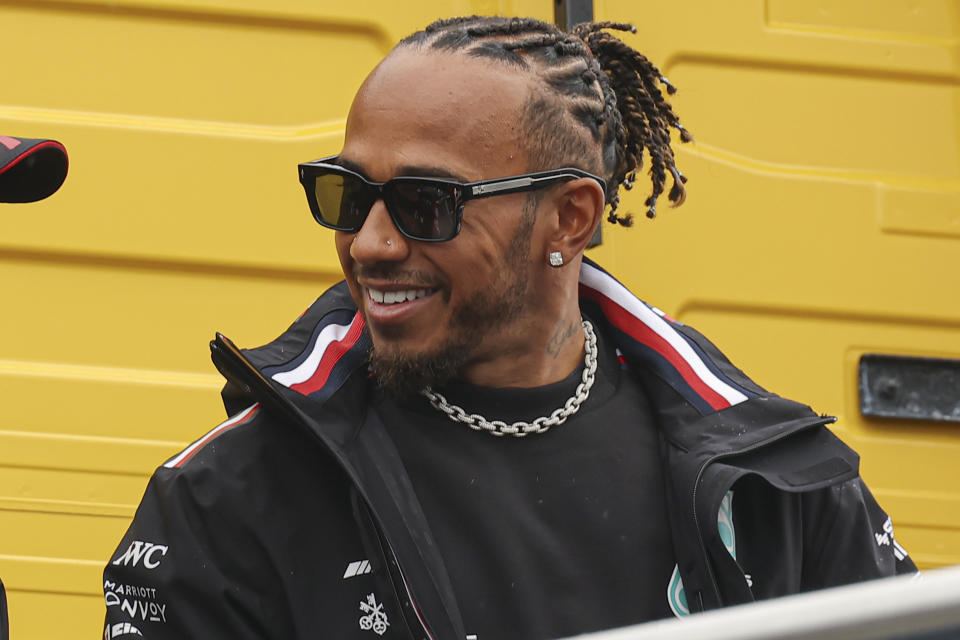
[553,0,603,249]
[555,0,594,30]
[859,354,960,423]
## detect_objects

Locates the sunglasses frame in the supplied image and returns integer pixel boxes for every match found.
[298,155,607,242]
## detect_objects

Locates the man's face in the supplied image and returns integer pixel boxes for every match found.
[335,49,547,395]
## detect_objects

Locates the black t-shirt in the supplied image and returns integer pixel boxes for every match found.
[375,323,676,639]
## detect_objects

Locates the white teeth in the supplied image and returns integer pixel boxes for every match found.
[368,288,431,305]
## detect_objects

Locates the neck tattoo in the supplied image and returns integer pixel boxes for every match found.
[421,319,598,437]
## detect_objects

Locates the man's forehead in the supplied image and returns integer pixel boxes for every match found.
[341,48,531,180]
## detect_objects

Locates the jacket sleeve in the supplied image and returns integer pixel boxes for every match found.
[102,465,292,640]
[801,477,918,591]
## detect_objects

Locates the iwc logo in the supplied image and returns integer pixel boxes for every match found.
[359,593,389,636]
[111,540,168,570]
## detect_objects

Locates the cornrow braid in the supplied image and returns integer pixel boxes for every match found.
[576,22,690,219]
[397,16,691,223]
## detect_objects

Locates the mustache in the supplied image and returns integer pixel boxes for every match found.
[354,264,440,288]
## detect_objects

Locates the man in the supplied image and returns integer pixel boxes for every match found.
[102,16,915,640]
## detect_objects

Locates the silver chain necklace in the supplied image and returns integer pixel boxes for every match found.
[421,319,598,437]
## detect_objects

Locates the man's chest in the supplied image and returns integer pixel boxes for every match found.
[383,382,677,638]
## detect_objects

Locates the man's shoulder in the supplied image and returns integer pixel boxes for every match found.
[159,403,266,474]
[106,403,368,639]
[155,403,352,510]
[580,259,770,418]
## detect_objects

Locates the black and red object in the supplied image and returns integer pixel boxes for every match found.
[0,135,68,203]
[0,575,7,640]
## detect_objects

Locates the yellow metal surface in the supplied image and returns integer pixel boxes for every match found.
[1,0,957,637]
[592,0,960,571]
[0,1,550,637]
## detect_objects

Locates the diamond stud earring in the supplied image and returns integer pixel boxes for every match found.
[548,251,563,267]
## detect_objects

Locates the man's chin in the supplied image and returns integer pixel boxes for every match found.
[368,342,468,399]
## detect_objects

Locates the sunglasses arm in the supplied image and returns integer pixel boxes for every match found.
[466,172,605,201]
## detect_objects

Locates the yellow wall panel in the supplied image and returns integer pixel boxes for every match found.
[597,0,960,574]
[0,254,343,371]
[2,0,958,637]
[6,592,103,640]
[767,0,958,40]
[674,63,958,178]
[1,1,553,637]
[1,5,388,125]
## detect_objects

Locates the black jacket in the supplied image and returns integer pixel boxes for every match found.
[102,260,916,639]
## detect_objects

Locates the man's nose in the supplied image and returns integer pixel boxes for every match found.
[349,199,409,263]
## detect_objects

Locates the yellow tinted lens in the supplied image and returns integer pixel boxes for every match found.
[314,172,373,230]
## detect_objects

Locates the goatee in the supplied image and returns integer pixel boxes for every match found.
[369,340,470,398]
[367,199,537,398]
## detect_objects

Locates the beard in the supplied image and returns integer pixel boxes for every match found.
[368,203,536,398]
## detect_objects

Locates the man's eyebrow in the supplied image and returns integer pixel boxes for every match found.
[336,156,468,182]
[332,156,367,175]
[395,165,469,182]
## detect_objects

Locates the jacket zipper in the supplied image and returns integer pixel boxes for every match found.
[391,547,436,640]
[689,415,835,608]
[213,334,438,639]
[358,497,436,640]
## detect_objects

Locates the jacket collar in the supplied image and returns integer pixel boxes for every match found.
[210,258,856,621]
[220,257,821,454]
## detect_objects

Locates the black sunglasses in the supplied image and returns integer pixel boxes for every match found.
[298,155,607,242]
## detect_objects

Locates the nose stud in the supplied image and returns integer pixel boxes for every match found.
[386,239,392,246]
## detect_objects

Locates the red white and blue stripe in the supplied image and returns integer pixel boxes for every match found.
[164,403,261,469]
[245,260,754,415]
[266,310,370,402]
[579,259,755,414]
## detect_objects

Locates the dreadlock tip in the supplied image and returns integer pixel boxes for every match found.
[668,187,687,207]
[659,75,677,93]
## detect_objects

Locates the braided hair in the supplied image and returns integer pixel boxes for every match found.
[398,16,691,224]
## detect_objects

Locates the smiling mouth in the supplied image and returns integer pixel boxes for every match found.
[367,287,435,305]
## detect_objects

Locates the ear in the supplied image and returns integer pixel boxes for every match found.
[546,177,606,262]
